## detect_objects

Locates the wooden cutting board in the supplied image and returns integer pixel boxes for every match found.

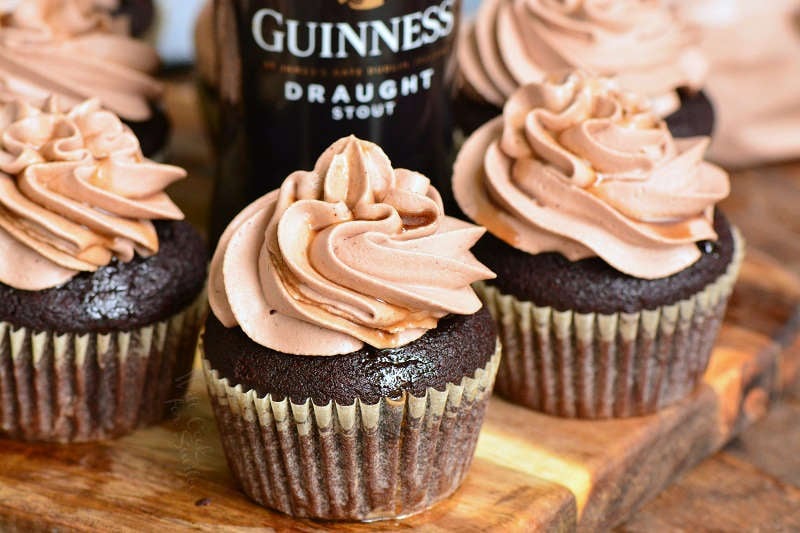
[0,248,798,532]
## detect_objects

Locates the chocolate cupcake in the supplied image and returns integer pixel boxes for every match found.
[203,136,499,520]
[0,0,170,160]
[455,0,712,138]
[453,72,743,419]
[0,98,206,442]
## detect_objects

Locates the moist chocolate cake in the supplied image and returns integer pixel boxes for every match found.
[0,221,206,334]
[475,211,735,315]
[203,306,497,405]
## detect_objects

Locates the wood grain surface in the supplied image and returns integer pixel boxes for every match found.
[618,375,800,532]
[0,77,798,532]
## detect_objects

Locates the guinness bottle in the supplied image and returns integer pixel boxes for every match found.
[211,0,461,241]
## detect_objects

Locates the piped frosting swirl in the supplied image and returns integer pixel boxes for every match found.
[209,136,495,356]
[453,71,730,280]
[0,97,185,291]
[458,0,707,117]
[0,0,162,121]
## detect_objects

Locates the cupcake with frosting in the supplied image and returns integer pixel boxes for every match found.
[453,71,743,418]
[0,0,169,159]
[0,97,206,442]
[456,0,711,138]
[203,135,499,520]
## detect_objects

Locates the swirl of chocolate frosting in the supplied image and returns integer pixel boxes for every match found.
[453,71,730,280]
[0,0,162,121]
[0,97,185,291]
[458,0,707,117]
[209,136,495,356]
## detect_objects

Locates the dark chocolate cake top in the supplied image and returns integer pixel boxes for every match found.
[0,221,207,334]
[203,306,497,405]
[475,210,737,314]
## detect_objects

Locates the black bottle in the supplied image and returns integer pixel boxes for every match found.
[211,0,462,241]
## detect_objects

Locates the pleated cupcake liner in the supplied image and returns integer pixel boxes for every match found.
[0,292,207,443]
[477,229,744,419]
[202,343,501,521]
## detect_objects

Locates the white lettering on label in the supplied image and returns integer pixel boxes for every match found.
[252,1,456,58]
[284,68,436,121]
[285,81,303,101]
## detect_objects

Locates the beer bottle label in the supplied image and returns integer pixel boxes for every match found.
[213,0,461,240]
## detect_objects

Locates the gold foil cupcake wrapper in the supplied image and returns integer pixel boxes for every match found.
[0,292,207,442]
[477,228,744,419]
[202,343,501,521]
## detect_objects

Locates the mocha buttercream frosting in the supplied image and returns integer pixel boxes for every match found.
[0,97,185,291]
[209,136,495,356]
[453,71,730,280]
[458,0,707,117]
[0,0,162,121]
